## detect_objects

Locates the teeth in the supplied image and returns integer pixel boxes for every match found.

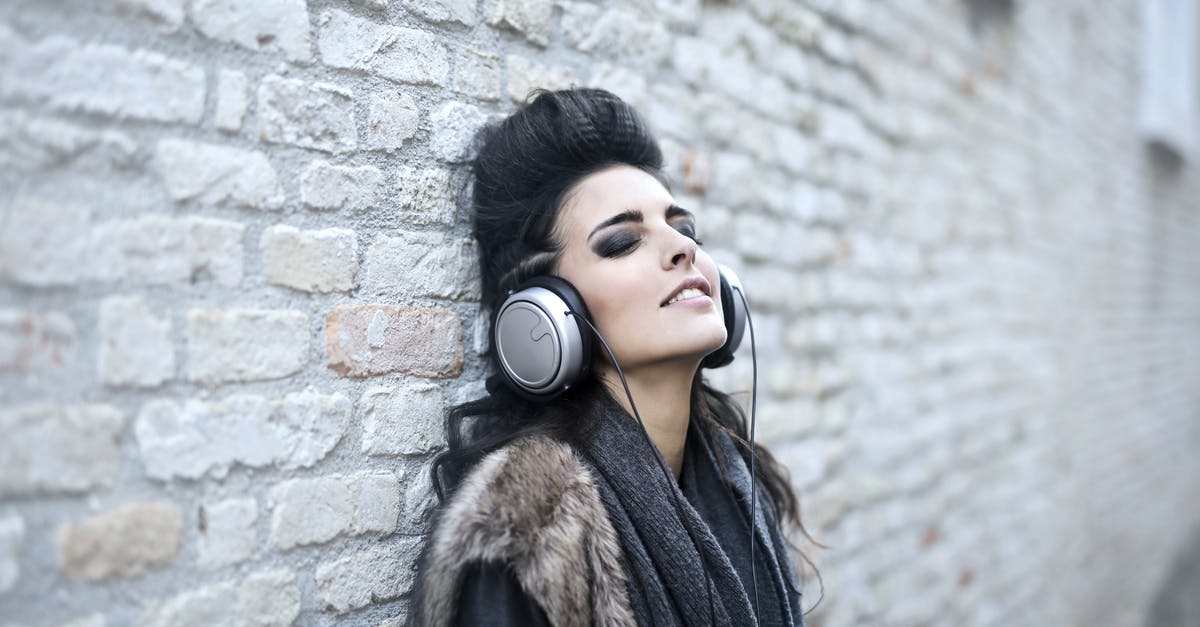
[667,287,705,305]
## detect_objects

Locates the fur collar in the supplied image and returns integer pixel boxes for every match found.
[413,435,637,627]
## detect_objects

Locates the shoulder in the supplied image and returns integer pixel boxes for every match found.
[415,435,634,627]
[436,435,604,554]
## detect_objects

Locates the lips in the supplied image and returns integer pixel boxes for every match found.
[660,276,712,307]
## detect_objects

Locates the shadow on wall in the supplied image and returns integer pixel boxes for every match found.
[1145,522,1200,627]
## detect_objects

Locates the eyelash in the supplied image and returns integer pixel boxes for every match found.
[597,224,704,258]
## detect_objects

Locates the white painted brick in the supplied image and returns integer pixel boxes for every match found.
[670,35,722,89]
[484,0,555,46]
[559,0,600,44]
[0,196,91,286]
[318,10,449,86]
[270,476,352,548]
[185,308,309,384]
[196,498,257,569]
[364,91,420,152]
[430,101,487,162]
[393,166,457,225]
[156,139,283,209]
[0,404,123,496]
[98,296,174,388]
[771,123,813,175]
[77,214,244,286]
[506,56,578,103]
[472,308,490,357]
[0,513,23,593]
[359,382,446,456]
[114,0,187,29]
[733,212,838,268]
[314,538,422,613]
[403,0,476,25]
[257,75,356,153]
[138,569,300,627]
[708,150,779,210]
[0,111,138,173]
[268,471,398,550]
[645,0,699,27]
[0,30,204,123]
[694,93,744,147]
[771,43,811,88]
[355,472,402,533]
[192,0,312,63]
[642,83,698,142]
[587,63,648,110]
[300,161,384,211]
[820,105,870,154]
[188,217,246,286]
[214,69,248,132]
[759,397,821,442]
[60,613,106,627]
[135,389,351,480]
[0,310,76,374]
[454,46,502,101]
[91,214,191,284]
[58,501,182,581]
[361,231,480,300]
[261,225,358,293]
[696,7,773,59]
[561,3,671,67]
[399,463,438,533]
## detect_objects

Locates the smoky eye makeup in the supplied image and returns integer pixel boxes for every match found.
[593,230,641,257]
[590,217,705,258]
[675,221,699,240]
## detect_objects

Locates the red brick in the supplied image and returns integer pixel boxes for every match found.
[325,304,462,378]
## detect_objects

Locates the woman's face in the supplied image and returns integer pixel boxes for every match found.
[553,164,727,371]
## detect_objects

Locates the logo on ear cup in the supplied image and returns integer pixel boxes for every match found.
[528,316,552,342]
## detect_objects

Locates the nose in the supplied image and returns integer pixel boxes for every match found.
[663,229,697,269]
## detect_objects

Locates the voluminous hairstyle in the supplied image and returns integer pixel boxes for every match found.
[430,87,818,552]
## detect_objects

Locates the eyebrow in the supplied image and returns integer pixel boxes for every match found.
[587,205,694,242]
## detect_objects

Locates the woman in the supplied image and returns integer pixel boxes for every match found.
[408,88,816,626]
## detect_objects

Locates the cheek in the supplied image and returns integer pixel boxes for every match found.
[581,267,653,328]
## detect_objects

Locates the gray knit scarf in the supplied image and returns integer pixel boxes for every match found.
[576,392,804,626]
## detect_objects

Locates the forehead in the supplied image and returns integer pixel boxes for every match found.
[558,165,675,232]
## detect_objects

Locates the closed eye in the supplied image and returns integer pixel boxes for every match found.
[674,221,703,245]
[595,232,641,257]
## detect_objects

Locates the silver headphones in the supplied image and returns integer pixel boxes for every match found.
[490,263,748,401]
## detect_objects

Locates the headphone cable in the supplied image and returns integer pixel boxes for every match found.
[566,311,719,625]
[740,287,762,621]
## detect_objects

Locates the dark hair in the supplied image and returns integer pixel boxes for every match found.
[471,87,668,309]
[430,87,821,554]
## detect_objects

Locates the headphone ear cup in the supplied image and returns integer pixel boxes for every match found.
[491,275,593,401]
[701,264,747,369]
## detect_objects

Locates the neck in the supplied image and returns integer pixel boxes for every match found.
[597,359,698,480]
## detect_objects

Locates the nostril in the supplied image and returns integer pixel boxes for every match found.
[671,252,687,265]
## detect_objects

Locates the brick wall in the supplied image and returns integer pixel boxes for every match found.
[1,0,1198,625]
